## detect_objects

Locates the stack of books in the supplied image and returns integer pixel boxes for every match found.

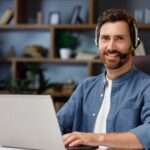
[75,51,99,60]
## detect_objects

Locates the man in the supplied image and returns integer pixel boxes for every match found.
[57,8,150,149]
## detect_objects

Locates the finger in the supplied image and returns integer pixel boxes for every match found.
[64,134,79,146]
[69,139,82,147]
[63,133,71,141]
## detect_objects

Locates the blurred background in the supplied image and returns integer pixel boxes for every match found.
[0,0,150,111]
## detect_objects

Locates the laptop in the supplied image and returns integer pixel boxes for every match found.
[0,95,98,150]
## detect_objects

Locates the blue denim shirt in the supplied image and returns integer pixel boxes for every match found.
[57,68,150,148]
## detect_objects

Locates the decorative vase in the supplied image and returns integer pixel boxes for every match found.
[60,48,72,59]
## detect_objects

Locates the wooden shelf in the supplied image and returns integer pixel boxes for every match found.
[1,23,150,30]
[0,24,50,30]
[137,23,150,29]
[52,24,96,29]
[0,57,102,64]
[46,91,72,98]
[0,90,71,98]
[0,24,96,30]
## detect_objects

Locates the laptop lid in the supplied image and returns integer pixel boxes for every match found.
[0,94,66,150]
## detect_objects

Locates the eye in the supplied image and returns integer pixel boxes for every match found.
[100,35,110,41]
[115,36,124,41]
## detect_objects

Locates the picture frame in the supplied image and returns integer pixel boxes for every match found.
[48,11,60,25]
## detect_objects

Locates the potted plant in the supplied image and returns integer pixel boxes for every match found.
[57,31,79,59]
[3,64,50,94]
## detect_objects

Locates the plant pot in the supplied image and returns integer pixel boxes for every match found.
[59,48,72,59]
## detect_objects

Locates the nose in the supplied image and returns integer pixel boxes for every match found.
[107,39,116,51]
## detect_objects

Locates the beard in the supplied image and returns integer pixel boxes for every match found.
[100,50,130,70]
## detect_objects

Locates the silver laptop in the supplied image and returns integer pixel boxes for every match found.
[0,95,98,150]
[0,94,66,150]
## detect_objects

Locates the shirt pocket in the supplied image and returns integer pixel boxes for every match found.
[114,108,141,132]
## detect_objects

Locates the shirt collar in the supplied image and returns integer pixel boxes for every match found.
[102,67,136,84]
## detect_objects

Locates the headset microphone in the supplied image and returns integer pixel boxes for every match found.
[119,52,129,59]
[119,50,134,59]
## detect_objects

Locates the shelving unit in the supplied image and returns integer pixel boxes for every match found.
[1,0,150,109]
[0,0,101,106]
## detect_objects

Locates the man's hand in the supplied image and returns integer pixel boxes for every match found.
[63,131,103,147]
[63,131,143,149]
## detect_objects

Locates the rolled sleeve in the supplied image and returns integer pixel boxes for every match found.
[130,124,150,148]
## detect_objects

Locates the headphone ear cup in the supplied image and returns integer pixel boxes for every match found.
[133,23,140,48]
[95,35,98,47]
[95,24,98,47]
[136,37,141,48]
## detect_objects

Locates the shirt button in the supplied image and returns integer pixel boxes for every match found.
[92,113,96,116]
[100,94,103,97]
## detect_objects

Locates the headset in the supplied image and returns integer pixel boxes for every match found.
[95,21,140,49]
[133,23,140,49]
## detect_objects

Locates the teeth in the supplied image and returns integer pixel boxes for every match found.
[107,53,118,57]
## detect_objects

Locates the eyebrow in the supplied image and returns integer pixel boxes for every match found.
[100,34,128,39]
[100,34,126,37]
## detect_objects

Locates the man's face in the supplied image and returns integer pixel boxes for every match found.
[99,21,132,70]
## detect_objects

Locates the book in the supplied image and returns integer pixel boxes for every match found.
[70,5,81,24]
[0,9,13,25]
[75,51,99,60]
[36,11,43,24]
